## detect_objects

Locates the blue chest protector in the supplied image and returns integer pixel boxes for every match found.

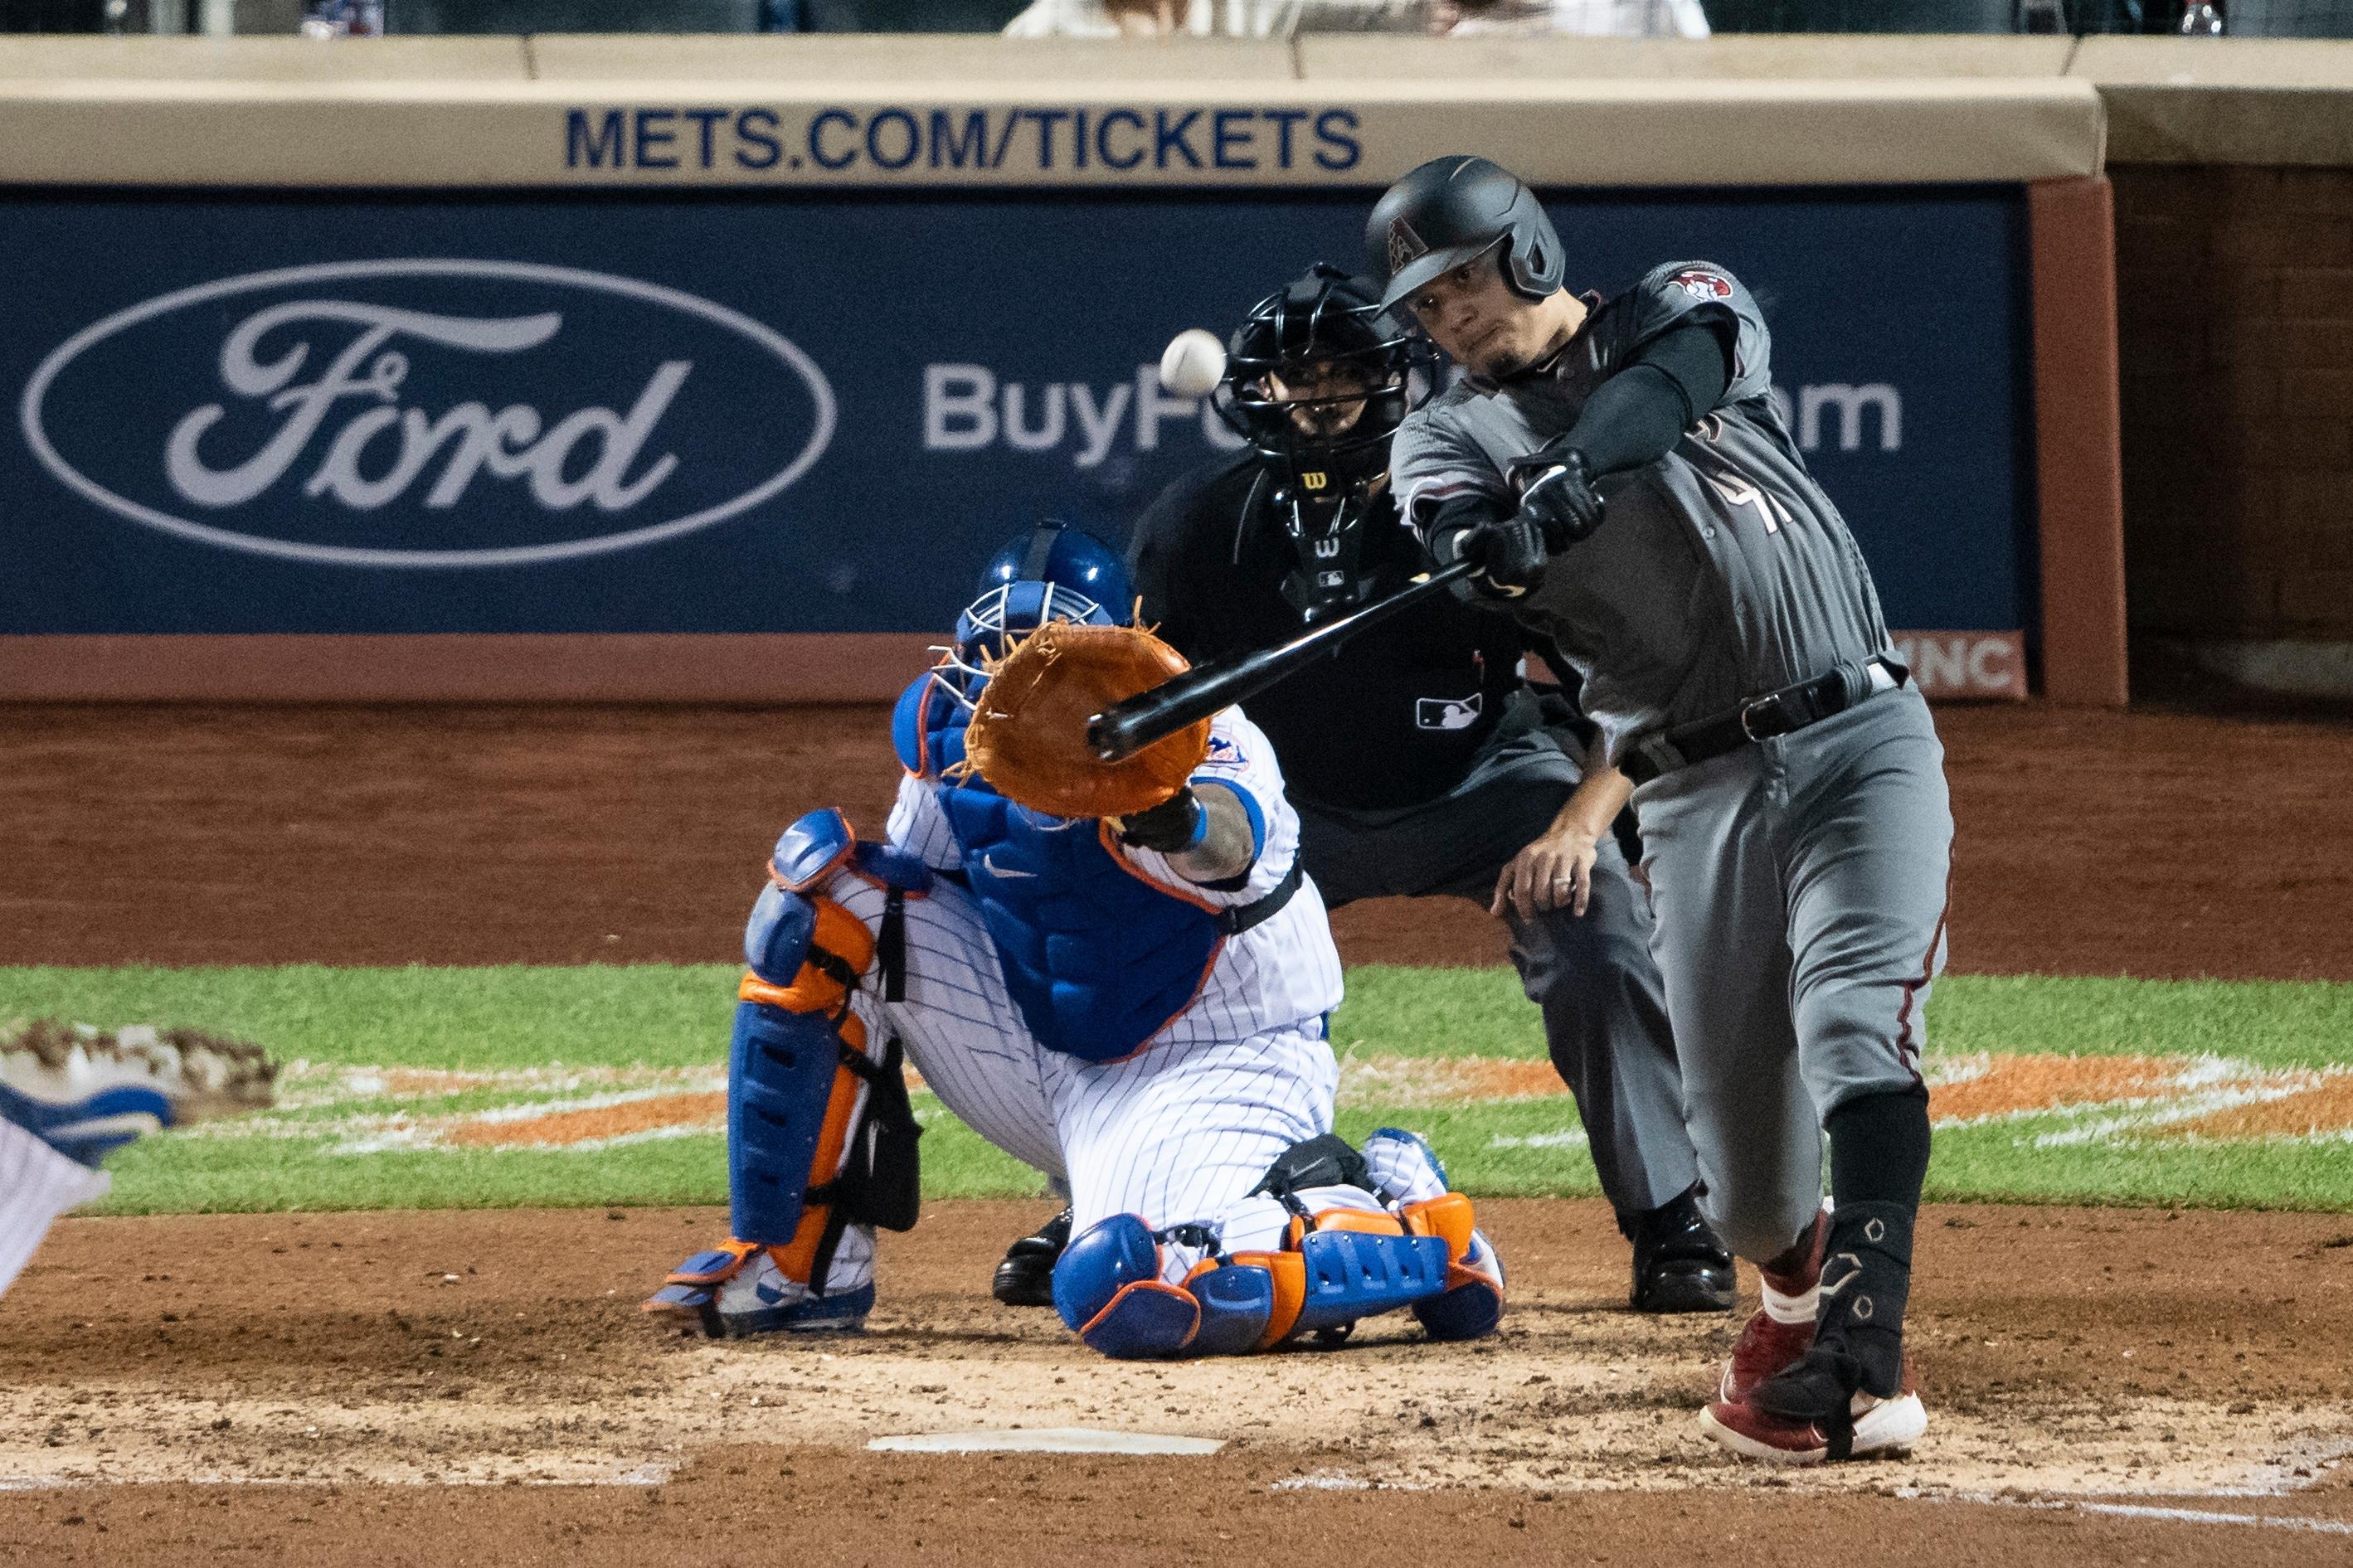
[894,672,1224,1063]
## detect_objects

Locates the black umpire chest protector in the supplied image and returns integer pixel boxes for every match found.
[1151,459,1535,815]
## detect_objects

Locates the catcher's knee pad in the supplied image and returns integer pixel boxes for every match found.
[1398,1192,1506,1342]
[1048,1213,1285,1360]
[1053,1214,1202,1359]
[1252,1211,1453,1346]
[1055,1202,1482,1361]
[1247,1131,1503,1346]
[727,808,928,1295]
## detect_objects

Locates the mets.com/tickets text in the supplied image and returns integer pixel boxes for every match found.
[564,105,1364,177]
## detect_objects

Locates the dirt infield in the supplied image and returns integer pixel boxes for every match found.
[4,697,2353,1562]
[2,699,2349,978]
[2,1201,2350,1564]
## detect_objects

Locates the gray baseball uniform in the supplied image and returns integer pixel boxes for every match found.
[1390,261,1954,1262]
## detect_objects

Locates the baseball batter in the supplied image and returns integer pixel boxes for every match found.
[1118,266,1731,1313]
[645,525,1505,1357]
[1373,156,1953,1462]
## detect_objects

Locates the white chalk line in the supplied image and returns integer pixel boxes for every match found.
[1937,1494,2353,1535]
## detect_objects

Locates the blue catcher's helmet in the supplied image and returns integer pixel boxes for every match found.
[955,522,1134,664]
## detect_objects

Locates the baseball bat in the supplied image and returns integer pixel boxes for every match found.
[1087,558,1480,761]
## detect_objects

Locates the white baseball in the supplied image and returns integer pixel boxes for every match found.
[1158,328,1228,398]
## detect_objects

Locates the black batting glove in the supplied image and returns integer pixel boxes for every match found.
[1431,514,1547,600]
[1116,785,1203,852]
[1508,445,1606,549]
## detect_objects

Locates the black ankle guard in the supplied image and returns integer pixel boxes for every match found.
[1817,1201,1914,1396]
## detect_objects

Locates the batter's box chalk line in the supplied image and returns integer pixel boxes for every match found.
[1915,1493,2353,1536]
[1270,1471,1432,1492]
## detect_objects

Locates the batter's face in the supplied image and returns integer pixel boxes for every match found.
[1406,246,1579,379]
[1262,361,1375,439]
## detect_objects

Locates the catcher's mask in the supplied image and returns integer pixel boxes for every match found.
[952,522,1132,676]
[1215,265,1433,625]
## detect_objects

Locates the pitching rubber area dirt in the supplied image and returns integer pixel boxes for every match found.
[2,699,2351,1564]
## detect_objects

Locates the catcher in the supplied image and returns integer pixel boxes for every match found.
[644,524,1505,1357]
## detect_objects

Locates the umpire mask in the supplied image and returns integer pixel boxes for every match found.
[1216,265,1431,624]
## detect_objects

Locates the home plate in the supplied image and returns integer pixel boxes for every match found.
[868,1428,1225,1456]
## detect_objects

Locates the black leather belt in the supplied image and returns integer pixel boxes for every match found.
[1622,657,1906,787]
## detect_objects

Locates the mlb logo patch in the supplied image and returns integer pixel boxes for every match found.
[1669,268,1733,300]
[1416,693,1482,731]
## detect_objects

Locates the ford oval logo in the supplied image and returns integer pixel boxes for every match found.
[18,259,835,569]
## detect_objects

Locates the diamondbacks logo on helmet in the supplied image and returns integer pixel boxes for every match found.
[1670,268,1734,300]
[1387,218,1429,278]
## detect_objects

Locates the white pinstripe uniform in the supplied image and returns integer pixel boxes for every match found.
[817,705,1348,1290]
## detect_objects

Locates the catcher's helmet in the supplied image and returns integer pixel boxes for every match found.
[958,522,1131,663]
[1366,154,1566,310]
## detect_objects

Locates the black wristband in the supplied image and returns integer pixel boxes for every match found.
[1117,786,1203,852]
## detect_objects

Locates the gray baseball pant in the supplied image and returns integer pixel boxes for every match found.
[1628,685,1952,1264]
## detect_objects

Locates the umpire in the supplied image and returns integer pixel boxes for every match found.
[1097,264,1731,1313]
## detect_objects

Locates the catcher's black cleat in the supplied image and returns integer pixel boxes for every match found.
[1627,1187,1736,1313]
[991,1206,1072,1308]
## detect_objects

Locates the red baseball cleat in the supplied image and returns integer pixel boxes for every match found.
[1699,1371,1928,1465]
[1717,1206,1829,1402]
[1717,1306,1816,1404]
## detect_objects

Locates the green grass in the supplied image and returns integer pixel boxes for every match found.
[1330,968,2353,1071]
[5,964,2350,1216]
[0,964,739,1070]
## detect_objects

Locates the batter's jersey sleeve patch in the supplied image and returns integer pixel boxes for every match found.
[1666,266,1735,300]
[1626,259,1774,405]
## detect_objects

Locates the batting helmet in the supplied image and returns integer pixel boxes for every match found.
[1366,155,1566,310]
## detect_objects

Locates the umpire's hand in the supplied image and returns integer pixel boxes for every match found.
[1490,818,1601,921]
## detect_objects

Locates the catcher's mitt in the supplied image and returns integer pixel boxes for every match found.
[961,620,1209,819]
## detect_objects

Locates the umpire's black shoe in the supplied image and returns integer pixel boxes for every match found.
[1628,1188,1736,1313]
[991,1206,1073,1308]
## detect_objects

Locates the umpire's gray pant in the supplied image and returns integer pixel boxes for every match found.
[1296,722,1699,1220]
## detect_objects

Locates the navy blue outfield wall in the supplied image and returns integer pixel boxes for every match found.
[2,187,2030,691]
